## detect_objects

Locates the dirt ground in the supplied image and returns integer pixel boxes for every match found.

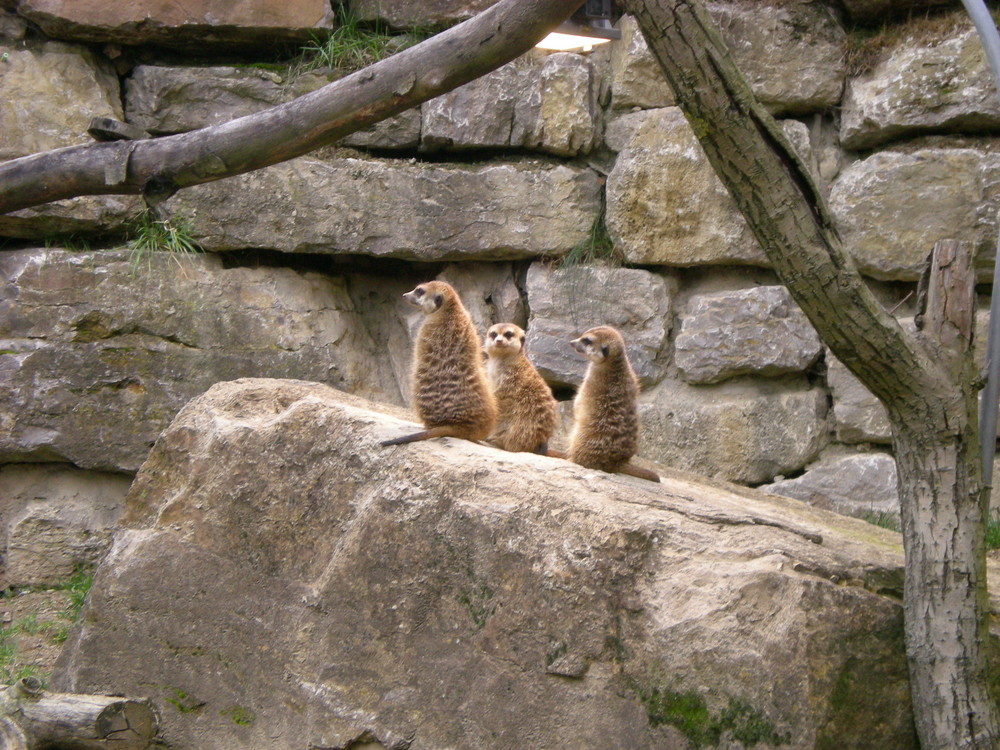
[0,588,76,685]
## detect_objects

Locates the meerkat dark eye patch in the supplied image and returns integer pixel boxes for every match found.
[504,331,514,339]
[489,331,498,339]
[581,337,592,346]
[415,287,425,296]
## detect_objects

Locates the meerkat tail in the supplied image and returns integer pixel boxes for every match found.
[380,425,466,447]
[544,447,567,460]
[619,463,661,483]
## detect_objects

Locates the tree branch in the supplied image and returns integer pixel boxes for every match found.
[620,0,949,419]
[0,0,580,215]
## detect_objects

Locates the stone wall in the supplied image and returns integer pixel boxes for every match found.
[1,0,997,585]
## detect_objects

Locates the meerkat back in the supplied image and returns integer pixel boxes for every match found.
[381,281,496,446]
[568,326,640,473]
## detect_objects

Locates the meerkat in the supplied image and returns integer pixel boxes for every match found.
[483,323,558,454]
[381,280,497,447]
[567,326,659,482]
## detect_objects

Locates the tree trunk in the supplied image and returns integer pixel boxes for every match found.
[621,0,1000,746]
[0,677,157,749]
[0,0,580,215]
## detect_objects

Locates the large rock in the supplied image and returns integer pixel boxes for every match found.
[639,377,829,485]
[124,65,421,149]
[350,0,497,29]
[706,0,845,117]
[0,195,142,240]
[170,155,603,259]
[0,40,121,160]
[830,148,998,281]
[607,109,814,267]
[0,248,407,472]
[608,6,844,116]
[841,26,1000,150]
[524,262,672,388]
[608,15,675,111]
[0,463,129,587]
[16,0,332,47]
[827,352,893,445]
[765,450,900,518]
[606,107,764,267]
[53,379,918,748]
[422,52,598,157]
[675,286,822,384]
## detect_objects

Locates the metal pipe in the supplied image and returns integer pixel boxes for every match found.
[963,0,1000,487]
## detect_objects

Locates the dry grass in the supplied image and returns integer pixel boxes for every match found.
[842,9,977,76]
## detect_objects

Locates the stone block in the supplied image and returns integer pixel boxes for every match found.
[675,286,822,384]
[525,262,672,388]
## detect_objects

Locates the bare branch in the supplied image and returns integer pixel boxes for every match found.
[0,0,579,215]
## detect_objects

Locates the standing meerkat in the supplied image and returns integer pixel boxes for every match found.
[567,326,659,482]
[381,281,497,447]
[483,323,558,454]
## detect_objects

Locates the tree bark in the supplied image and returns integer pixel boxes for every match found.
[621,0,1000,747]
[0,677,157,749]
[0,0,579,215]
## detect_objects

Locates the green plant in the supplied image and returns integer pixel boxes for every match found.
[296,5,427,73]
[127,210,202,273]
[560,201,620,268]
[861,509,902,533]
[985,512,1000,551]
[44,234,92,253]
[55,565,94,621]
[220,705,256,726]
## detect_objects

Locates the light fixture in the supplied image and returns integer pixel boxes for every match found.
[536,0,621,53]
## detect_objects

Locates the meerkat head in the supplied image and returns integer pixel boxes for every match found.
[402,280,456,315]
[485,323,526,358]
[570,326,625,364]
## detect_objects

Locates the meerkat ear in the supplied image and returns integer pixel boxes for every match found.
[520,335,526,346]
[433,293,444,309]
[601,344,610,358]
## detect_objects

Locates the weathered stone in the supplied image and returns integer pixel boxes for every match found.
[438,262,526,335]
[518,52,598,157]
[765,450,900,518]
[170,156,603,259]
[53,379,918,748]
[0,195,142,240]
[1,464,129,587]
[842,26,1000,150]
[524,263,672,388]
[0,40,121,160]
[827,352,893,445]
[609,15,675,111]
[423,52,597,157]
[841,0,957,26]
[609,6,844,116]
[606,107,765,266]
[17,0,333,47]
[639,377,829,485]
[675,286,822,384]
[830,148,997,281]
[124,64,421,148]
[0,8,27,39]
[0,248,407,472]
[350,0,497,29]
[706,1,846,117]
[422,62,521,151]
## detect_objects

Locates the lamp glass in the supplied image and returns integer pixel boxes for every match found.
[535,31,614,51]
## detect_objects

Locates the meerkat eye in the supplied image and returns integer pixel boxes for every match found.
[504,331,514,339]
[581,337,592,346]
[414,287,425,296]
[489,330,498,339]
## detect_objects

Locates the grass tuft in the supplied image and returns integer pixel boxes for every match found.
[296,6,429,74]
[126,210,202,274]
